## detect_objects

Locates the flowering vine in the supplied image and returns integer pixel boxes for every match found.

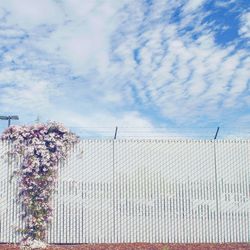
[1,122,78,249]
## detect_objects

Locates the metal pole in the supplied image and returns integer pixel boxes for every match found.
[214,127,220,140]
[114,126,118,140]
[213,137,220,242]
[112,134,116,242]
[0,115,19,127]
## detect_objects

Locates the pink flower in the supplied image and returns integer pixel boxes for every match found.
[1,122,78,245]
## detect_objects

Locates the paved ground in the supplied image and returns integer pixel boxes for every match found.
[0,243,250,250]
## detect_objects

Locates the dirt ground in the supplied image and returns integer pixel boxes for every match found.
[0,243,250,250]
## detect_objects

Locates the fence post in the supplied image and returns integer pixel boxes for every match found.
[112,127,118,242]
[7,140,11,243]
[213,139,220,242]
[112,137,116,242]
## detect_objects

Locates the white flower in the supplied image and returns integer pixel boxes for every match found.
[20,239,47,250]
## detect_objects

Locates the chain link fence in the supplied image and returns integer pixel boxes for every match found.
[0,139,249,243]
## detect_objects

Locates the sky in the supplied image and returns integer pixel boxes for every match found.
[0,0,249,138]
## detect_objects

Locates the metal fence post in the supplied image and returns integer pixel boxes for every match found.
[213,140,220,242]
[112,138,116,242]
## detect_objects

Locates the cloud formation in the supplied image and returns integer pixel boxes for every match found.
[108,1,249,125]
[240,12,250,40]
[0,0,249,137]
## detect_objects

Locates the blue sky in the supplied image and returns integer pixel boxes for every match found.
[0,0,249,138]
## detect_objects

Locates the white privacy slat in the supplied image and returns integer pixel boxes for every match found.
[0,139,249,243]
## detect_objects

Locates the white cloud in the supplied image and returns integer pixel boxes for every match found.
[0,69,60,113]
[44,109,182,139]
[214,0,237,8]
[239,12,250,39]
[28,1,124,75]
[0,0,125,76]
[0,0,249,136]
[108,0,250,122]
[183,0,205,13]
[0,0,64,28]
[0,28,24,37]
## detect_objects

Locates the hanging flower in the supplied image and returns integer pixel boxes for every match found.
[1,122,78,249]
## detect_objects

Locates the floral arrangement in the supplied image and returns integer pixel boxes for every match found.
[1,122,78,249]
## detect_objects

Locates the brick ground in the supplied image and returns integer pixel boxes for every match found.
[0,243,250,250]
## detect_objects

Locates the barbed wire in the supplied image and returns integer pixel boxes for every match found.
[0,124,250,139]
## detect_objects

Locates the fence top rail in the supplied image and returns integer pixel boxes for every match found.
[1,138,250,144]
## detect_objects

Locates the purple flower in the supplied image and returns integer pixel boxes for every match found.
[1,122,78,245]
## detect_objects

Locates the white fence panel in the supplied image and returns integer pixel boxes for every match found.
[0,139,249,243]
[113,140,218,243]
[216,140,250,242]
[48,140,114,243]
[0,142,23,243]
